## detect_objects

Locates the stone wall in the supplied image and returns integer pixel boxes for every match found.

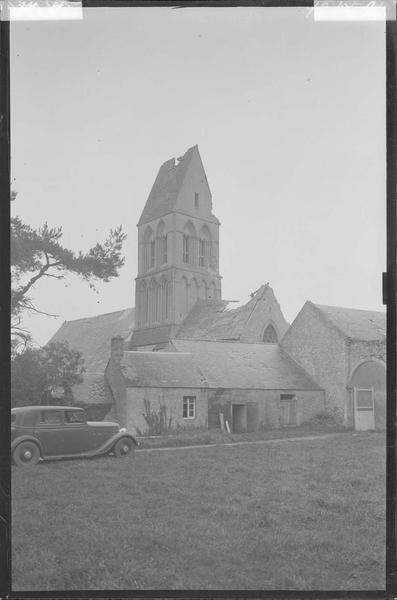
[280,302,349,423]
[207,388,325,430]
[348,339,386,376]
[125,387,209,434]
[122,385,324,434]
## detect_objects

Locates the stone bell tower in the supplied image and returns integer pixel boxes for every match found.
[130,145,222,350]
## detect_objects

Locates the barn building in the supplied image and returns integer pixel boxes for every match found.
[280,302,386,430]
[50,145,386,433]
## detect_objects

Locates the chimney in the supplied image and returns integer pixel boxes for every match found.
[110,336,124,366]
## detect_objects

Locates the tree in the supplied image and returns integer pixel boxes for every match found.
[11,341,86,407]
[11,216,127,351]
[11,349,47,407]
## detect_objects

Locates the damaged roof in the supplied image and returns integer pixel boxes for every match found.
[122,351,206,388]
[312,303,386,341]
[169,339,322,390]
[176,285,270,341]
[49,308,135,373]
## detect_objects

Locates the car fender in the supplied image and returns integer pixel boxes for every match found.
[92,432,139,456]
[11,435,43,456]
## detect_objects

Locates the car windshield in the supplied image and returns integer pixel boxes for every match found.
[65,410,85,424]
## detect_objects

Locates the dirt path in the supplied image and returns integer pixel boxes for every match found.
[136,432,347,453]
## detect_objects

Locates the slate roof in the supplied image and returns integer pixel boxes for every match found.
[138,145,218,226]
[122,351,206,388]
[49,308,135,373]
[69,374,110,405]
[312,303,386,341]
[175,286,269,341]
[170,340,322,390]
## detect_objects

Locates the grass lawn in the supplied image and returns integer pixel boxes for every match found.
[137,422,348,449]
[12,432,385,591]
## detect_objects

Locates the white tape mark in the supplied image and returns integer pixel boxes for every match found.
[306,1,392,21]
[0,0,83,21]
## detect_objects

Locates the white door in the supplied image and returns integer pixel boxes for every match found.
[354,388,375,431]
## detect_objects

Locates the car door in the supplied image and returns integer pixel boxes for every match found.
[62,410,91,454]
[34,410,66,456]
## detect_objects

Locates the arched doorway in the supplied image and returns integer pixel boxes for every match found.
[349,359,386,430]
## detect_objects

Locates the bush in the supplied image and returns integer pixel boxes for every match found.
[136,399,173,436]
[302,410,344,427]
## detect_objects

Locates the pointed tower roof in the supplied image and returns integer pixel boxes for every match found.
[138,145,218,225]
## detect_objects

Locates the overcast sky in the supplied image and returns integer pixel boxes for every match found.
[11,6,386,347]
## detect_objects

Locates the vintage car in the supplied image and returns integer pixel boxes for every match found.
[11,406,138,466]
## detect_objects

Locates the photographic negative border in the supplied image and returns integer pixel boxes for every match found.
[0,1,396,597]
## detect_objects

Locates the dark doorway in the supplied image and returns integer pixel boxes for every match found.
[232,404,247,433]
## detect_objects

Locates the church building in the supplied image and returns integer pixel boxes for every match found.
[50,145,386,433]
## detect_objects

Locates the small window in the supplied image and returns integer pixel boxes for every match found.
[280,394,295,401]
[39,411,64,425]
[263,324,278,344]
[194,192,199,208]
[65,410,85,424]
[355,389,374,410]
[183,396,196,419]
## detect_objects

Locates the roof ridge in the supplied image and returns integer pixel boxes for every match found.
[310,301,385,341]
[60,307,133,325]
[313,302,385,315]
[173,338,278,347]
[243,284,269,328]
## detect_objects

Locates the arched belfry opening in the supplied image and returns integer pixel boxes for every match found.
[131,144,222,349]
[156,221,167,266]
[262,324,278,344]
[143,226,155,271]
[183,221,197,265]
[199,225,211,268]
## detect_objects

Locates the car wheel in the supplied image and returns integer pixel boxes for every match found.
[113,437,135,458]
[13,441,40,466]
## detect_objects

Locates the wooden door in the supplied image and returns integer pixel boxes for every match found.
[354,388,375,430]
[280,397,297,427]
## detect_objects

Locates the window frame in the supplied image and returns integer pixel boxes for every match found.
[64,410,86,424]
[38,410,65,426]
[183,396,196,419]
